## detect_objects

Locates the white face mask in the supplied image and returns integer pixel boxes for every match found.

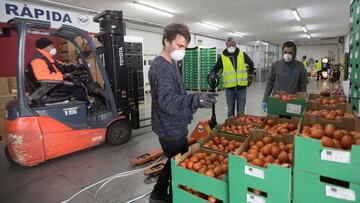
[227,47,236,53]
[283,53,292,62]
[170,49,185,61]
[49,48,57,56]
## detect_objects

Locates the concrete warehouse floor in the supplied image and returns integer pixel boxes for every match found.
[0,79,323,203]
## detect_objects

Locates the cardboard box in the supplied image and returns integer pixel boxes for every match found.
[293,169,360,203]
[0,94,15,111]
[229,130,293,202]
[0,77,10,95]
[260,115,301,137]
[171,143,229,203]
[217,119,257,137]
[308,93,343,101]
[7,77,16,92]
[228,113,266,127]
[268,92,307,117]
[295,117,360,183]
[87,59,104,87]
[305,101,356,125]
[199,130,247,153]
[60,41,78,63]
[307,100,353,112]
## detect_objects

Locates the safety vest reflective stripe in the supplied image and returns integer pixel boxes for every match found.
[222,69,247,76]
[223,78,248,84]
[221,51,248,88]
[223,70,237,76]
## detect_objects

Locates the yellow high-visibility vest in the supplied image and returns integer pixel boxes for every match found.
[302,59,308,69]
[221,51,248,88]
[316,62,322,72]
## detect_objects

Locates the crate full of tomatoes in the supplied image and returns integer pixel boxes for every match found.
[294,117,360,203]
[172,143,229,203]
[305,100,356,123]
[267,92,307,117]
[260,115,300,137]
[217,119,256,136]
[233,113,266,126]
[228,129,293,203]
[201,130,247,154]
[295,116,360,183]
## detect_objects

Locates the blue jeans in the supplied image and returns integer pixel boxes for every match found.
[225,87,247,117]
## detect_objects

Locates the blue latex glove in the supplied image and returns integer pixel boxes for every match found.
[261,102,268,112]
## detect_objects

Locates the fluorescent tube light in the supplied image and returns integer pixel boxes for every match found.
[292,9,301,21]
[230,32,244,37]
[133,1,173,17]
[199,22,220,30]
[307,34,311,39]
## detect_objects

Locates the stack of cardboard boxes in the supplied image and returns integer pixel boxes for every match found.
[0,77,17,139]
[59,36,104,87]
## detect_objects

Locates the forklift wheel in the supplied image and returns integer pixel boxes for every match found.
[4,146,19,166]
[106,120,132,146]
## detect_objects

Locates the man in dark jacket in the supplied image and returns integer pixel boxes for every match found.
[262,41,307,112]
[148,23,218,203]
[211,37,254,117]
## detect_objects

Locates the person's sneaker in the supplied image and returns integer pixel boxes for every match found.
[148,193,170,203]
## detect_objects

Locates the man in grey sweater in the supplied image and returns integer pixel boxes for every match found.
[148,23,218,203]
[262,41,307,111]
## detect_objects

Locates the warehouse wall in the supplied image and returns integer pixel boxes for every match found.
[297,44,339,63]
[344,32,350,53]
[126,28,163,54]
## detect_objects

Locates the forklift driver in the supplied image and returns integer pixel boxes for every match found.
[30,37,89,104]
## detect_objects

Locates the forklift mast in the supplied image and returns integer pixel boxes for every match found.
[93,10,128,110]
[93,10,140,129]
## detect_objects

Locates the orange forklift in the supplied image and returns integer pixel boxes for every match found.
[3,11,147,166]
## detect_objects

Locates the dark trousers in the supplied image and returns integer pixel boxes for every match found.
[225,87,247,117]
[152,137,188,198]
[316,71,322,80]
[51,85,89,104]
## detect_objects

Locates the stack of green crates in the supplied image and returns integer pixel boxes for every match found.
[183,48,199,90]
[350,0,360,115]
[199,48,217,90]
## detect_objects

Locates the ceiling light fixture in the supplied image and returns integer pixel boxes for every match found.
[292,9,301,21]
[199,22,220,30]
[302,26,307,33]
[307,34,311,39]
[230,32,244,38]
[133,1,174,17]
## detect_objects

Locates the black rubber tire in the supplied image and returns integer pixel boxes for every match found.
[4,146,20,166]
[106,119,132,146]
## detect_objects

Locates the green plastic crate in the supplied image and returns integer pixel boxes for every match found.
[350,98,359,115]
[295,118,360,183]
[239,191,291,203]
[350,68,360,84]
[293,169,360,203]
[173,186,214,203]
[171,144,229,203]
[229,131,294,201]
[294,136,360,183]
[267,92,307,117]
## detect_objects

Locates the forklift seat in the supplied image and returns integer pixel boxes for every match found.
[25,66,72,105]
